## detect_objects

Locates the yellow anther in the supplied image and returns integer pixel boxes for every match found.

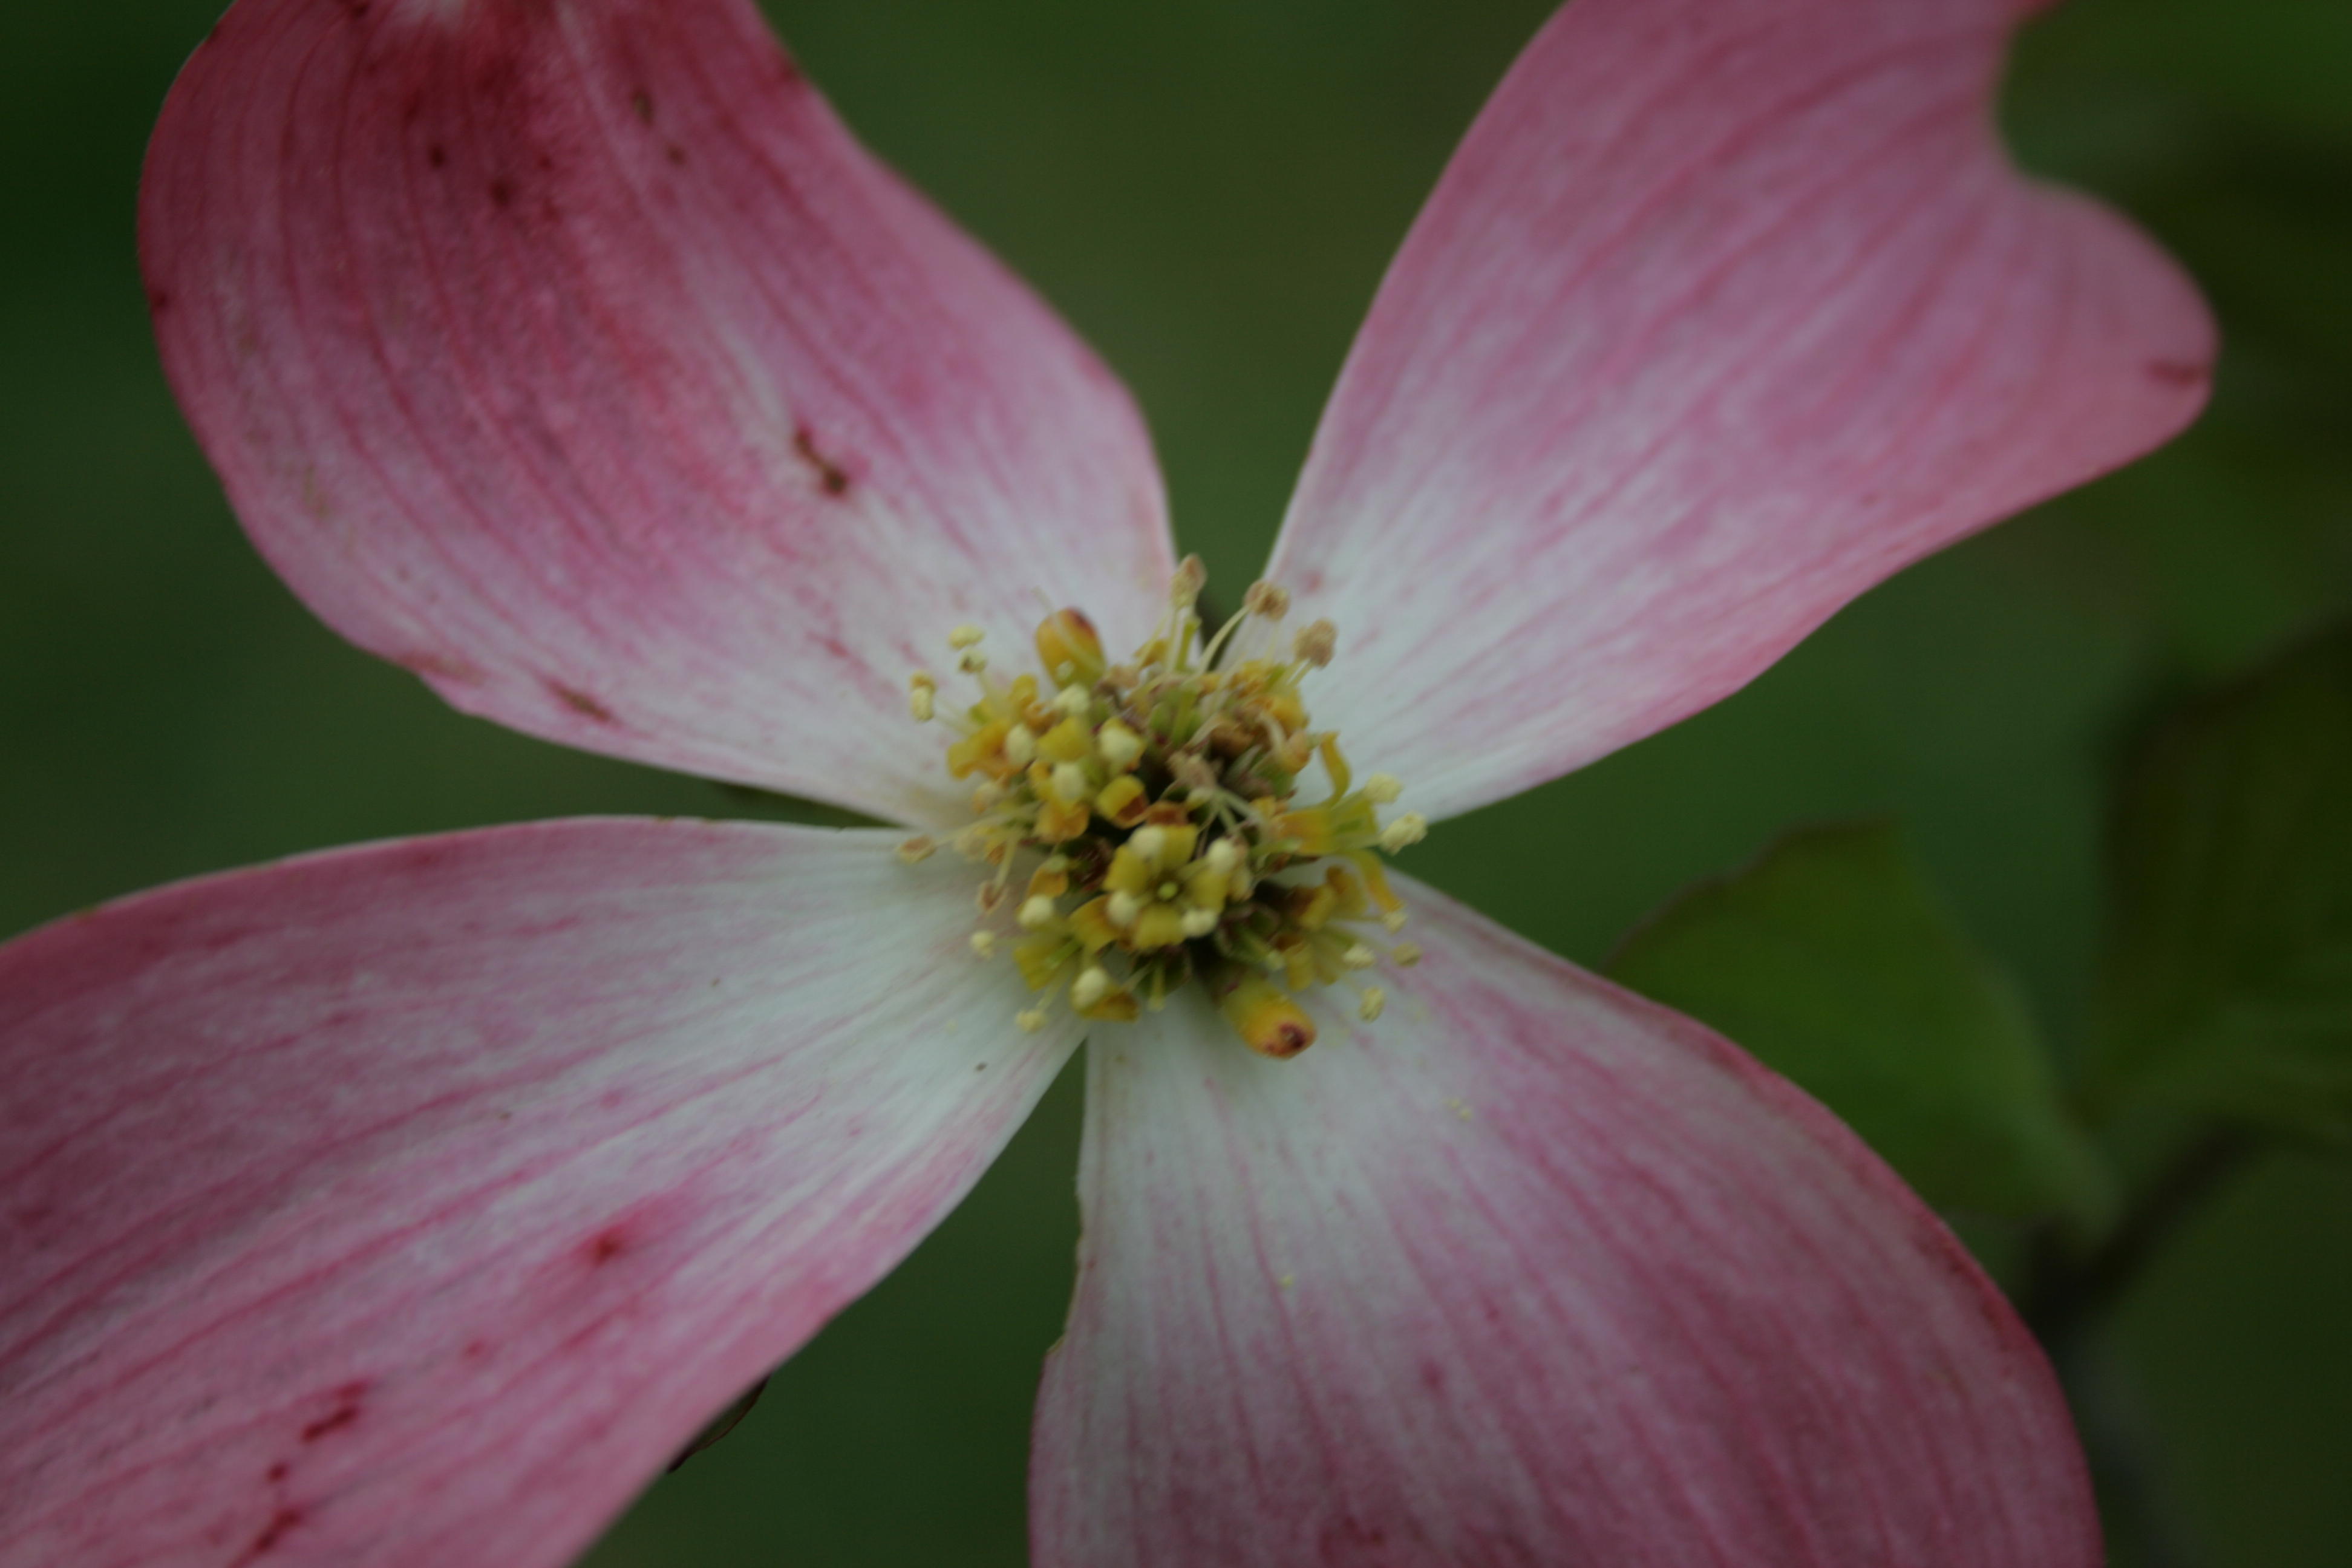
[1096,720,1145,771]
[1050,762,1089,803]
[1054,684,1091,716]
[909,671,937,722]
[1132,904,1187,950]
[1244,580,1290,619]
[1039,716,1093,763]
[969,931,997,959]
[1218,973,1315,1059]
[1172,555,1207,603]
[1069,897,1120,952]
[1362,773,1402,805]
[1037,797,1090,844]
[896,835,936,864]
[1382,910,1408,933]
[1393,942,1422,967]
[1071,965,1113,1011]
[1018,895,1059,932]
[1096,774,1149,828]
[1035,608,1106,685]
[1341,942,1377,970]
[947,720,1012,780]
[1359,987,1386,1022]
[958,649,988,675]
[1379,813,1428,853]
[1204,838,1241,878]
[1003,724,1037,767]
[1180,906,1220,939]
[1016,1008,1048,1033]
[1128,826,1168,866]
[949,624,985,650]
[1294,619,1336,668]
[1027,863,1071,901]
[1106,890,1143,927]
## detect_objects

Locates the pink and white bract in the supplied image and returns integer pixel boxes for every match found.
[1,0,2210,1564]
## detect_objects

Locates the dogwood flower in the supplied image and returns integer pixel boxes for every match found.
[0,0,2210,1563]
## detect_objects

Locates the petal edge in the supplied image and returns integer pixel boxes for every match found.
[1031,873,2096,1567]
[2,818,1075,1568]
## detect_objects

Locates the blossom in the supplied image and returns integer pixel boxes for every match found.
[0,0,2210,1563]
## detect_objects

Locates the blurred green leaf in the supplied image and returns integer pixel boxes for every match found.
[2093,622,2352,1140]
[708,782,886,829]
[1610,822,2113,1229]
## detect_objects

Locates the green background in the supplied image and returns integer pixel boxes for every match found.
[3,1,2347,1563]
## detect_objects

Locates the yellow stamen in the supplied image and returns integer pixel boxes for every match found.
[1218,972,1316,1059]
[907,564,1429,1060]
[1034,608,1106,684]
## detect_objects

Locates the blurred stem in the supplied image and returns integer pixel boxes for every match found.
[2022,1128,2250,1344]
[2020,1128,2252,1568]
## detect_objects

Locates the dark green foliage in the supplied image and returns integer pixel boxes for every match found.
[1611,822,2112,1229]
[2094,624,2352,1141]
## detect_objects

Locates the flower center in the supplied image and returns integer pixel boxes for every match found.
[900,558,1424,1057]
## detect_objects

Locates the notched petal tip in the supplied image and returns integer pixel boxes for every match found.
[1269,0,2216,823]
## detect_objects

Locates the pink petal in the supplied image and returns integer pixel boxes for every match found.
[143,0,1172,828]
[1031,873,2094,1566]
[1268,0,2213,822]
[1,819,1071,1567]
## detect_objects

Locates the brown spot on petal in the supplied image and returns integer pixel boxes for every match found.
[301,1380,368,1443]
[301,1406,357,1443]
[2146,358,2210,388]
[630,89,654,123]
[488,177,515,209]
[237,1506,305,1561]
[794,426,853,497]
[393,650,485,685]
[587,1227,630,1266]
[549,682,615,724]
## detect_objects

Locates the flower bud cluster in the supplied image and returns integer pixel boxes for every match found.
[908,561,1420,1056]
